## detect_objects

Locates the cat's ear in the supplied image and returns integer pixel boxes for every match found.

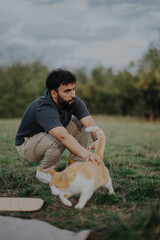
[61,173,67,180]
[49,169,55,176]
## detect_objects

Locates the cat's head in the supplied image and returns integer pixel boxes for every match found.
[49,169,70,195]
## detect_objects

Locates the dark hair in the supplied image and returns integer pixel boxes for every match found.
[46,68,76,91]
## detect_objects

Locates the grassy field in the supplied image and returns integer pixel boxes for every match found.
[0,116,160,240]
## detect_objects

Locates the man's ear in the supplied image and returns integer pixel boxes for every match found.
[50,89,57,99]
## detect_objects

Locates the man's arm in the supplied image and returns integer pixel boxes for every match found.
[48,125,102,165]
[49,126,89,159]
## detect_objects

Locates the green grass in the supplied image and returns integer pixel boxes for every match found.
[0,116,160,240]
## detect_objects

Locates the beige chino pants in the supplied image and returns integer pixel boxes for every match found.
[16,117,89,172]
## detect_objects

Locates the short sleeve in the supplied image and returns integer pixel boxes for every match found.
[36,104,63,132]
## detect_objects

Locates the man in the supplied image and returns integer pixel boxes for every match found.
[15,68,102,183]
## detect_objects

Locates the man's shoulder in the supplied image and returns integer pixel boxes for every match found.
[24,92,57,117]
[26,96,46,111]
[37,91,57,109]
[74,96,83,104]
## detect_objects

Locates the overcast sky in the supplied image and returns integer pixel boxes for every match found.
[0,0,160,72]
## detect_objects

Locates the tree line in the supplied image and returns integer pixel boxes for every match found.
[0,43,160,119]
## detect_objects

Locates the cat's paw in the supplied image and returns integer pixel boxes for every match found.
[74,203,84,209]
[61,198,72,207]
[109,189,115,195]
[65,201,72,207]
[111,190,115,195]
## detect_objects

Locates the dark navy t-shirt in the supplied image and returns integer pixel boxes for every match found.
[15,90,90,146]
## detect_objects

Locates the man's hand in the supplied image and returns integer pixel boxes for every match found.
[84,140,103,165]
[83,151,103,166]
[88,139,98,151]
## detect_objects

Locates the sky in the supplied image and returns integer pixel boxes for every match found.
[0,0,160,72]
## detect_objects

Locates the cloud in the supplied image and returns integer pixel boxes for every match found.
[93,25,128,42]
[30,0,65,5]
[88,0,160,8]
[23,21,86,42]
[0,0,160,71]
[22,20,128,43]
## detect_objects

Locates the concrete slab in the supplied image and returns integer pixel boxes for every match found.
[0,216,91,240]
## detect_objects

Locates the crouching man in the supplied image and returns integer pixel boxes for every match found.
[15,68,102,183]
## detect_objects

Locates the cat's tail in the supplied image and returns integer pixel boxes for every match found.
[85,126,105,160]
[85,126,104,135]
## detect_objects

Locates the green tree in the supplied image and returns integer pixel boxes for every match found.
[137,45,160,118]
[0,61,49,118]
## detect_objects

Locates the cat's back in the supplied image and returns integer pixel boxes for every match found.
[64,162,109,183]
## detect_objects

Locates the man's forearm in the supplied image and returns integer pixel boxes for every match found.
[49,127,103,165]
[60,133,90,159]
[49,127,89,159]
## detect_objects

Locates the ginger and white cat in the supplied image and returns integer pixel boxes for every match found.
[49,126,115,209]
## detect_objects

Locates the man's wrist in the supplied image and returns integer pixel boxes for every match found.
[82,150,91,161]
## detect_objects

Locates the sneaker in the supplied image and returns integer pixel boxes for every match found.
[36,167,51,184]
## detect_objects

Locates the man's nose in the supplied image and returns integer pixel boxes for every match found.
[70,90,75,98]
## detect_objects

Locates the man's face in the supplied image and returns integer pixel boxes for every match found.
[55,83,76,110]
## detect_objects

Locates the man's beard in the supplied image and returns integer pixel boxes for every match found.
[57,93,75,110]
